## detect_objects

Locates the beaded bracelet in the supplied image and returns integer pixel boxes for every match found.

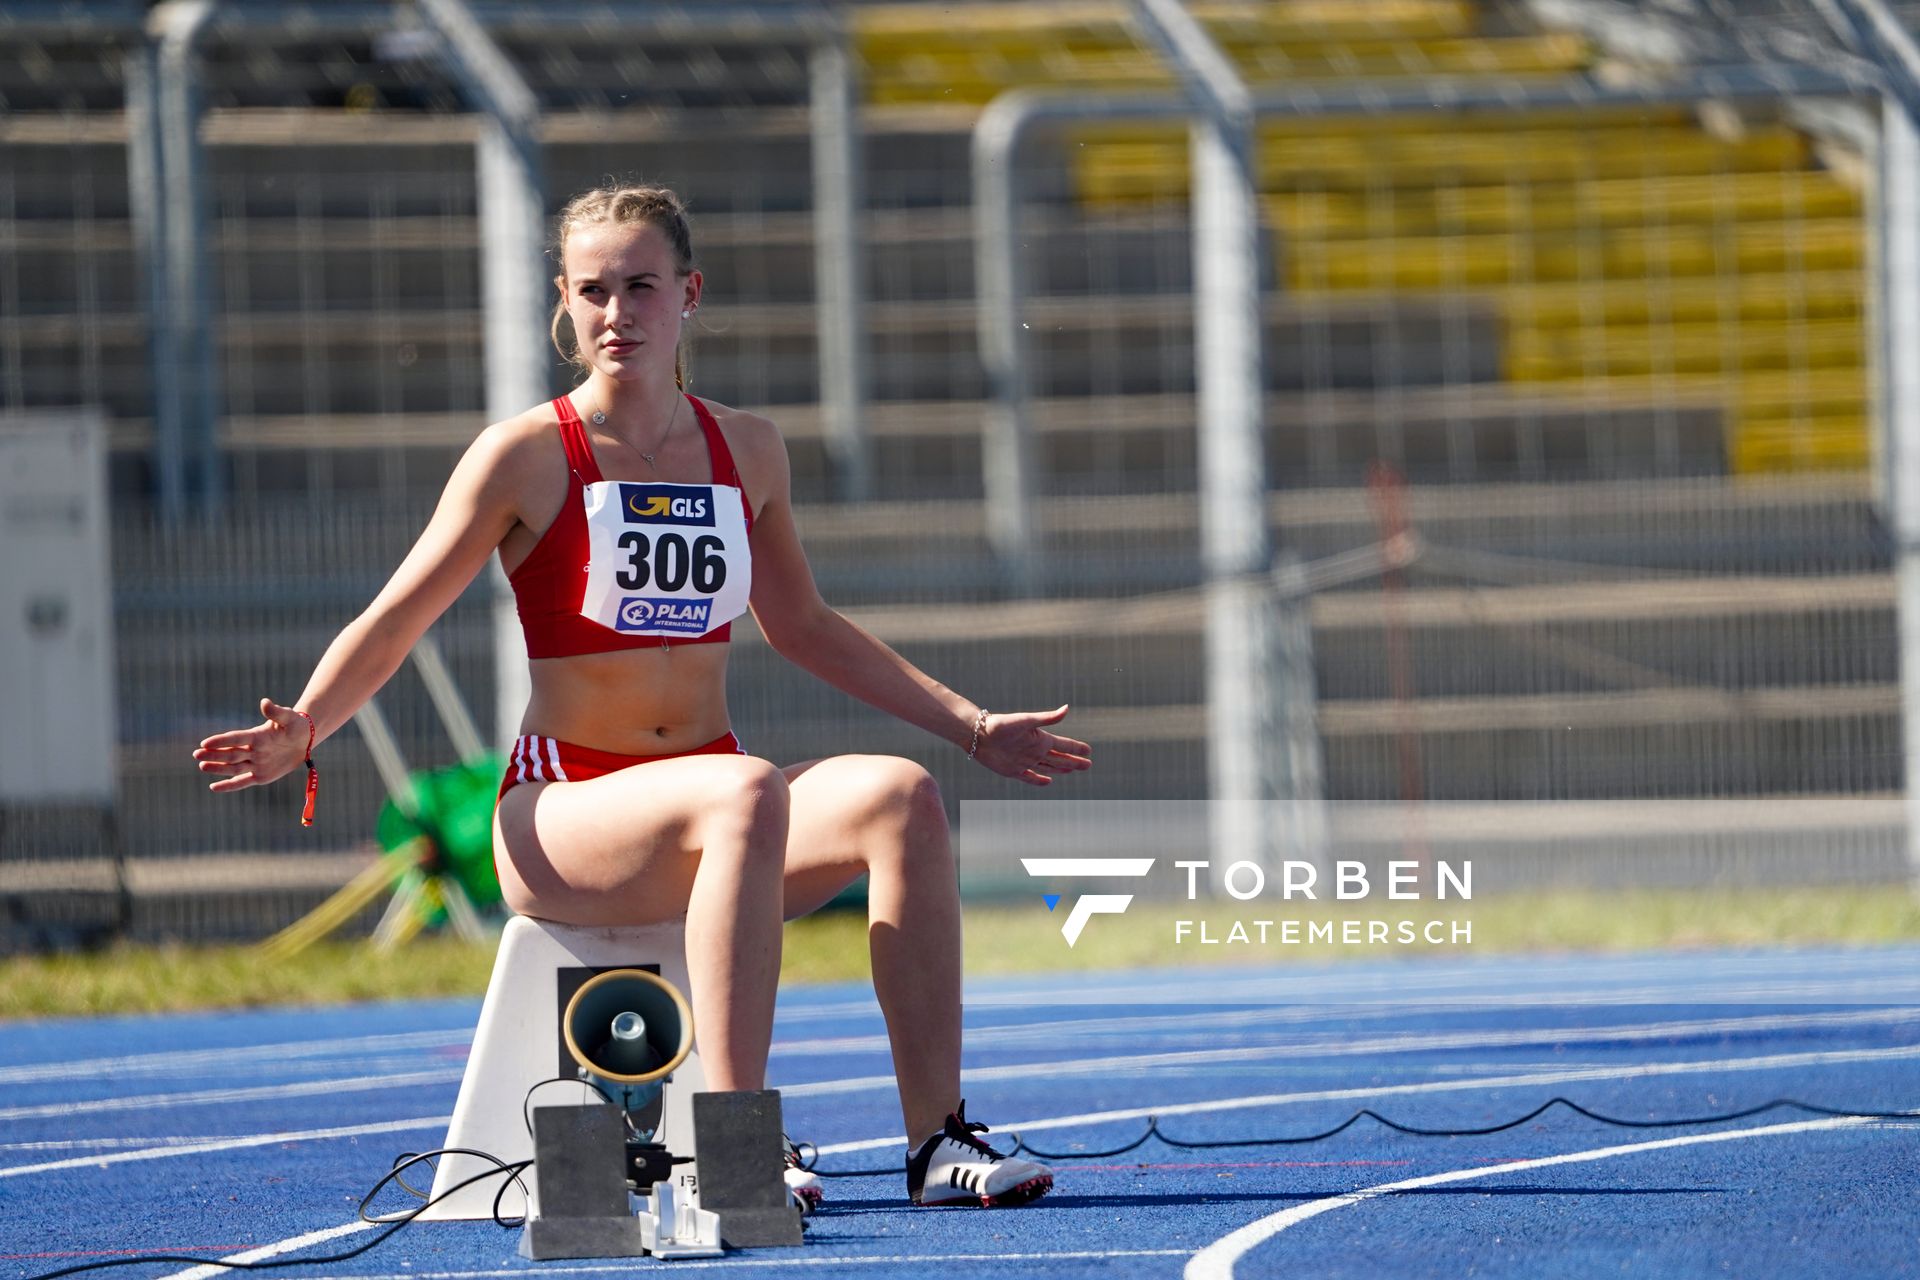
[290,708,318,827]
[966,708,990,760]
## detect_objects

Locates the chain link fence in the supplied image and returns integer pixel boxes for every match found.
[0,1,1907,948]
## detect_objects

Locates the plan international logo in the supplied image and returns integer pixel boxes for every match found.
[1020,858,1155,947]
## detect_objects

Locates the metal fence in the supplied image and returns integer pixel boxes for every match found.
[0,0,1913,948]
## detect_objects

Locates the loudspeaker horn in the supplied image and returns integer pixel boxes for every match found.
[562,968,695,1114]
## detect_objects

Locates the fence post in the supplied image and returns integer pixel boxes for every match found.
[1271,553,1329,876]
[1881,98,1920,893]
[416,0,547,751]
[1130,0,1279,881]
[810,31,873,502]
[972,97,1044,596]
[123,37,183,525]
[1825,0,1920,889]
[151,1,221,519]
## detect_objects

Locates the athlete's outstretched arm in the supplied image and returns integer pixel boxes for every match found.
[192,421,529,793]
[740,415,1091,787]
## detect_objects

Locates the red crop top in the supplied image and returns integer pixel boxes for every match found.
[509,393,754,658]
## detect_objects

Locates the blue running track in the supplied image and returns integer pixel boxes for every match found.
[2,947,1918,1279]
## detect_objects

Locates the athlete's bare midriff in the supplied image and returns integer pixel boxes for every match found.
[487,397,752,756]
[520,644,734,755]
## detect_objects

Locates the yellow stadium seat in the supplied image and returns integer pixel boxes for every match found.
[1285,219,1863,289]
[1501,273,1862,329]
[1506,318,1865,381]
[1732,418,1873,472]
[1258,173,1858,240]
[1075,129,1814,203]
[856,0,1871,476]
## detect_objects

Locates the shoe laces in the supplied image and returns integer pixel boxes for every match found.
[784,1134,816,1172]
[943,1100,1005,1160]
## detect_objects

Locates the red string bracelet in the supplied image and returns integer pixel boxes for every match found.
[289,708,318,827]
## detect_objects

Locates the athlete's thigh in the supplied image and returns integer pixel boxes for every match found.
[777,753,937,920]
[494,752,772,927]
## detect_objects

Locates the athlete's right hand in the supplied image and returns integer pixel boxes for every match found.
[192,698,312,793]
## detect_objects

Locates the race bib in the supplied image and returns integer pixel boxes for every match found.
[580,481,752,638]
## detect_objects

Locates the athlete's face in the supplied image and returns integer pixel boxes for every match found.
[559,222,701,381]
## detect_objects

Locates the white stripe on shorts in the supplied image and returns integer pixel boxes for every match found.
[508,735,571,785]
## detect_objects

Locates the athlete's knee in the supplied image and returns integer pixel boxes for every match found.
[701,756,791,849]
[863,757,949,849]
[843,754,935,815]
[895,759,946,829]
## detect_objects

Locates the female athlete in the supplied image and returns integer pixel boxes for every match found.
[192,184,1091,1209]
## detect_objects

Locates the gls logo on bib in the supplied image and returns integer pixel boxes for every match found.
[621,483,714,526]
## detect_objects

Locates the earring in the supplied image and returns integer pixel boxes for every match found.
[682,309,692,318]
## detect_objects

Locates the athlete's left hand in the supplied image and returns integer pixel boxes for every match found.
[972,704,1092,786]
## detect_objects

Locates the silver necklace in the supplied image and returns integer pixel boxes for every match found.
[591,395,682,471]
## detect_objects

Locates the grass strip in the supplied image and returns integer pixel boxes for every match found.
[2,886,1916,1021]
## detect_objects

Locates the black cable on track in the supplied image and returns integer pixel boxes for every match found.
[20,1156,532,1280]
[15,1075,609,1280]
[802,1095,1920,1177]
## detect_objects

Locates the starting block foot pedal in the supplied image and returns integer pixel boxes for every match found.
[693,1089,805,1248]
[518,1104,648,1261]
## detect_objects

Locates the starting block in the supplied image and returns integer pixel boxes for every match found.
[418,915,708,1223]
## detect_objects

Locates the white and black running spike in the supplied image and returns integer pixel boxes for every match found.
[784,1134,823,1214]
[906,1100,1054,1208]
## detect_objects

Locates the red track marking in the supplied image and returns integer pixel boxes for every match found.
[1069,1159,1417,1172]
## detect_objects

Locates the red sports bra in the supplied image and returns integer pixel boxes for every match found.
[509,393,754,658]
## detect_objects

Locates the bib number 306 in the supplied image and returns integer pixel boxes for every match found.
[615,530,727,594]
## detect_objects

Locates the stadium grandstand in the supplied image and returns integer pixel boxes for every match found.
[0,0,1913,944]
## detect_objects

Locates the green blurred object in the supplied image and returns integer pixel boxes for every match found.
[376,754,507,913]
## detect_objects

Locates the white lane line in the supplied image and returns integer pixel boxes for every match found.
[771,1003,1422,1057]
[0,1030,470,1085]
[795,958,1919,1020]
[157,1222,383,1280]
[135,1036,1916,1276]
[30,1028,1920,1174]
[180,1248,1193,1280]
[960,956,1920,1007]
[0,1116,449,1179]
[775,1005,1920,1066]
[21,1007,1906,1124]
[964,985,1920,1011]
[779,1006,1920,1098]
[0,1135,271,1153]
[27,1038,1914,1177]
[809,1041,1920,1155]
[0,1069,465,1122]
[1182,1115,1880,1280]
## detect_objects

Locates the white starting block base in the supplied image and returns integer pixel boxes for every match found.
[639,1179,725,1258]
[418,914,707,1221]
